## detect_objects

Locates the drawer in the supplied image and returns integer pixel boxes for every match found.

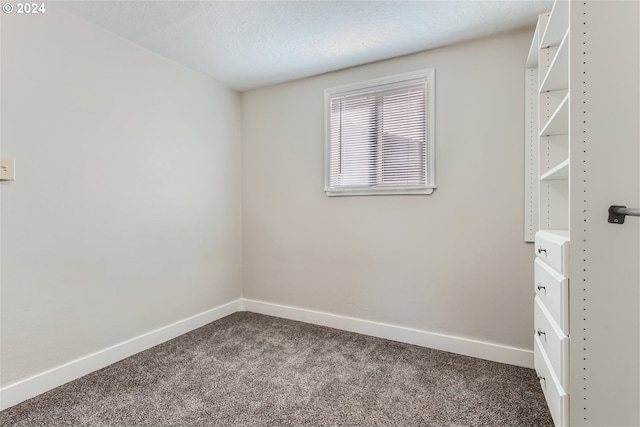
[535,231,570,277]
[534,296,569,388]
[534,258,569,334]
[534,334,569,427]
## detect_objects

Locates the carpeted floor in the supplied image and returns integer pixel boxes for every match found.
[0,312,553,426]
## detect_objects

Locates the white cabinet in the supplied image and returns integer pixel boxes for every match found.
[534,258,568,334]
[526,1,640,426]
[534,231,570,277]
[534,296,569,388]
[527,4,570,424]
[534,333,569,427]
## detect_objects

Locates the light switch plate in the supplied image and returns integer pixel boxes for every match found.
[1,158,16,180]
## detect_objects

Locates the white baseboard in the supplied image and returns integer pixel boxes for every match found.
[243,298,533,369]
[1,297,533,411]
[0,299,242,411]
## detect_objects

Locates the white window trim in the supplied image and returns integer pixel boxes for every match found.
[323,68,436,197]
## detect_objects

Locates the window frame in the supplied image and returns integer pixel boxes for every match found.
[323,68,436,197]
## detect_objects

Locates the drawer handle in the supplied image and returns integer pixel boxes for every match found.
[537,374,546,384]
[537,247,547,255]
[536,328,546,337]
[536,284,546,291]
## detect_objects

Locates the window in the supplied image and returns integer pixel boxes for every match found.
[324,69,435,196]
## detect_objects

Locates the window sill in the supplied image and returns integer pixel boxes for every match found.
[324,186,436,197]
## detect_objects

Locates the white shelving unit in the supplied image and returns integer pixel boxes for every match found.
[526,1,640,426]
[529,8,570,424]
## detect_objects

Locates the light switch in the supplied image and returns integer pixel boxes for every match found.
[1,158,16,180]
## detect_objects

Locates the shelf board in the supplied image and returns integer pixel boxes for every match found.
[540,94,569,137]
[540,0,569,48]
[540,31,569,93]
[541,159,569,181]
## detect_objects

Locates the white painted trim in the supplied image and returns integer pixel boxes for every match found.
[243,298,533,369]
[0,299,242,410]
[1,297,533,411]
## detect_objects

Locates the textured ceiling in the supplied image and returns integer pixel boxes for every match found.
[57,1,552,91]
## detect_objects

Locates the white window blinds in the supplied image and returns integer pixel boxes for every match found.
[324,70,435,196]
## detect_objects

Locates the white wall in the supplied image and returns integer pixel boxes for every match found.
[0,6,242,388]
[242,29,534,353]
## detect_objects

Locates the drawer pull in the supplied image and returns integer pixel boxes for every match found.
[536,284,546,291]
[537,374,546,384]
[537,247,547,255]
[536,328,546,337]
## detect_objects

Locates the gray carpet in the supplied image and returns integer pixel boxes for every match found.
[0,312,553,426]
